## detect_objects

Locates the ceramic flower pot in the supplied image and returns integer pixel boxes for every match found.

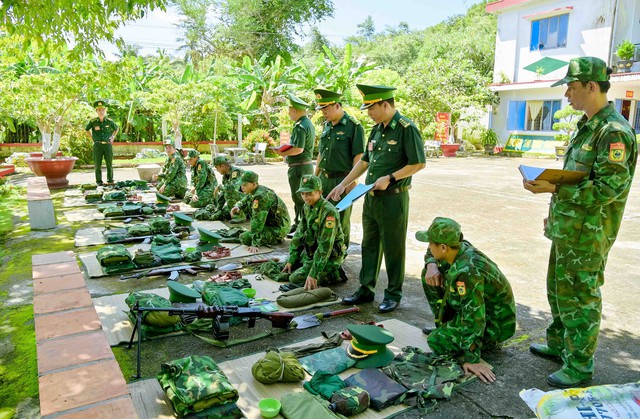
[440,143,460,157]
[25,156,78,188]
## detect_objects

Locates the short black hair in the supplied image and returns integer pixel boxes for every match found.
[580,67,613,93]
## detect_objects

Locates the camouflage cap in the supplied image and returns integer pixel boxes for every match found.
[551,56,610,87]
[187,149,199,159]
[213,155,231,166]
[356,84,396,110]
[296,174,322,193]
[241,171,259,183]
[314,88,342,110]
[93,100,107,108]
[163,138,175,147]
[288,94,310,110]
[167,281,201,303]
[416,217,462,246]
[346,324,395,369]
[173,212,193,226]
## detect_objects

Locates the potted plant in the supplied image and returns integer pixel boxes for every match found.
[0,67,91,188]
[480,128,499,155]
[552,105,583,160]
[615,40,637,73]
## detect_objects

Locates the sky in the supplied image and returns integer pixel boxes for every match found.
[98,0,484,58]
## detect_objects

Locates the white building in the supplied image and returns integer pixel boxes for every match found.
[486,0,640,156]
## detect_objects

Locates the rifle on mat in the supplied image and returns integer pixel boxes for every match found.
[120,263,215,281]
[127,303,294,378]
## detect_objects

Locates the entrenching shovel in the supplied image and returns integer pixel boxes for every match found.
[291,307,360,329]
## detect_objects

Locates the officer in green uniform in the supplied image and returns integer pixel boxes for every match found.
[329,85,426,313]
[85,100,119,185]
[184,149,218,208]
[523,57,637,387]
[282,174,346,290]
[157,138,188,199]
[418,217,516,384]
[314,88,365,248]
[273,94,315,235]
[231,171,291,253]
[211,155,245,221]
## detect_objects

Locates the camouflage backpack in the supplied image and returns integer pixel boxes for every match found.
[96,244,132,267]
[330,386,370,416]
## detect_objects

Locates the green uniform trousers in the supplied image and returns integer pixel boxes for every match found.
[288,164,314,226]
[321,175,353,248]
[358,191,409,302]
[93,142,113,183]
[546,241,604,379]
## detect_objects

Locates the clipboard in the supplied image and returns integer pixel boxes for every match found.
[335,183,375,212]
[271,144,293,152]
[518,165,587,185]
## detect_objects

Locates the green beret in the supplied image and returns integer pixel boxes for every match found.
[173,212,193,226]
[288,94,310,110]
[167,281,201,303]
[241,171,259,183]
[187,149,199,159]
[314,88,342,110]
[356,84,396,110]
[296,174,322,193]
[156,192,171,204]
[213,156,231,166]
[93,100,107,108]
[551,56,610,87]
[415,217,462,247]
[346,324,395,369]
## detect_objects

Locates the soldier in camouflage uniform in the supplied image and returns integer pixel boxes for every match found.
[211,155,245,221]
[184,149,217,208]
[282,174,346,290]
[157,138,188,199]
[418,217,516,384]
[329,84,426,313]
[273,94,315,234]
[231,171,290,252]
[314,88,365,249]
[523,57,637,388]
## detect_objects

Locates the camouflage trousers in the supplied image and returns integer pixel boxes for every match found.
[161,183,186,200]
[546,242,605,378]
[211,190,244,220]
[239,227,286,248]
[184,186,215,208]
[288,256,344,286]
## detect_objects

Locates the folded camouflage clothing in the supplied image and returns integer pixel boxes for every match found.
[183,248,202,263]
[280,392,347,419]
[133,249,160,268]
[303,370,346,400]
[152,234,180,245]
[157,355,239,416]
[84,190,103,202]
[80,183,97,191]
[149,217,172,235]
[330,386,370,416]
[103,227,130,243]
[96,244,133,267]
[201,283,248,308]
[103,261,136,275]
[103,190,126,201]
[251,350,305,384]
[102,205,124,217]
[125,292,181,328]
[344,368,407,411]
[122,201,143,215]
[151,242,183,264]
[126,224,152,237]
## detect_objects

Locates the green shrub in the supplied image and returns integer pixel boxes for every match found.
[61,134,93,164]
[243,129,279,157]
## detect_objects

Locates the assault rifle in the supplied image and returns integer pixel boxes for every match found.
[128,303,294,378]
[120,263,215,281]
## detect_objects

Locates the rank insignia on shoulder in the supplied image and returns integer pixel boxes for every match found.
[399,118,411,128]
[609,142,625,162]
[387,140,397,145]
[337,131,345,135]
[456,281,466,296]
[252,199,259,209]
[325,216,335,229]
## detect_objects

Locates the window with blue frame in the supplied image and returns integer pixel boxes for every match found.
[530,14,569,51]
[508,100,561,131]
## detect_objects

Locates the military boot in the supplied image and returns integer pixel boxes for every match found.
[529,343,562,361]
[547,369,592,388]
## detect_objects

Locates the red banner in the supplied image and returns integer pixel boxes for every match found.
[434,112,451,142]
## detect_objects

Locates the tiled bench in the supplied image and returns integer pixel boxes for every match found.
[33,251,138,418]
[27,177,56,230]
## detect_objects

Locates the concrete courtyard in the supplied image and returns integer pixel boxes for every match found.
[49,155,640,417]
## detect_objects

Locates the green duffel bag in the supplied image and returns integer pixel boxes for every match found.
[149,217,171,235]
[122,201,143,215]
[127,223,152,237]
[103,227,130,243]
[252,350,305,384]
[96,244,132,267]
[103,190,126,201]
[125,292,181,327]
[103,205,125,217]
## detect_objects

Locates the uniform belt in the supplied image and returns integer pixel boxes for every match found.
[94,141,110,144]
[368,185,411,197]
[321,170,351,179]
[288,161,313,167]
